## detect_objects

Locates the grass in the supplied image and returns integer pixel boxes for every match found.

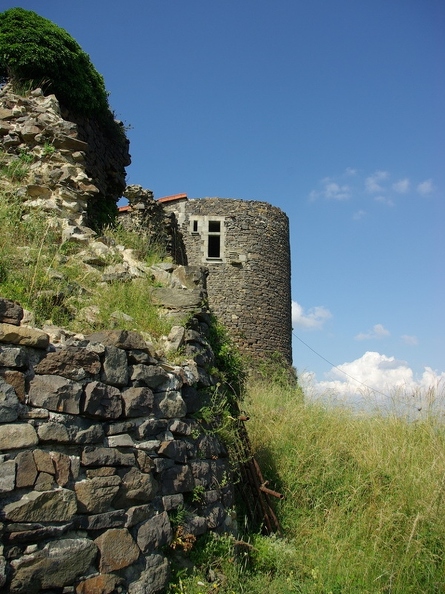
[167,379,445,593]
[0,188,172,337]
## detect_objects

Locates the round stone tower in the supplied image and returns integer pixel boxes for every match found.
[163,197,292,364]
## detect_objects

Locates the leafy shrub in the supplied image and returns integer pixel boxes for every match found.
[0,7,109,117]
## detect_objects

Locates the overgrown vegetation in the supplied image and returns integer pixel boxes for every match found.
[0,188,171,337]
[0,8,109,117]
[168,379,445,593]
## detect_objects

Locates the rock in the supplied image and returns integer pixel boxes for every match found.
[51,452,71,487]
[3,488,77,522]
[5,522,73,544]
[161,464,194,494]
[33,450,55,474]
[163,326,185,352]
[0,459,16,493]
[86,329,150,352]
[94,528,140,573]
[82,381,123,419]
[0,298,23,325]
[101,345,128,387]
[76,573,125,594]
[15,451,38,488]
[0,323,49,348]
[76,509,127,531]
[122,386,154,418]
[0,376,20,422]
[114,468,158,507]
[0,369,26,402]
[81,446,135,467]
[0,423,38,450]
[74,475,121,514]
[155,391,187,418]
[160,440,189,463]
[0,346,28,367]
[34,347,101,381]
[125,504,153,528]
[28,374,83,414]
[136,512,172,553]
[9,538,97,593]
[37,421,70,443]
[127,554,170,594]
[130,364,169,388]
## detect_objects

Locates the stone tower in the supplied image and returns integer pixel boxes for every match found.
[162,197,292,364]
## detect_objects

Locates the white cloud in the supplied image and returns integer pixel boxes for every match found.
[300,352,445,412]
[323,181,351,200]
[353,209,366,220]
[355,323,390,340]
[374,195,394,207]
[417,179,434,195]
[392,178,410,193]
[292,301,332,330]
[402,334,418,346]
[365,170,389,193]
[345,167,357,176]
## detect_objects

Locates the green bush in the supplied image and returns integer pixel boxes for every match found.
[0,7,109,116]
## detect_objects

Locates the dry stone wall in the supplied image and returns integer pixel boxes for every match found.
[0,84,130,231]
[0,298,234,593]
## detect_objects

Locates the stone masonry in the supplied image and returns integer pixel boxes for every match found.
[0,298,235,593]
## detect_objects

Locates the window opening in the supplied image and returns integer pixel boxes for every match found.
[207,220,221,258]
[192,220,198,233]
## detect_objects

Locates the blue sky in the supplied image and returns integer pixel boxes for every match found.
[4,1,444,403]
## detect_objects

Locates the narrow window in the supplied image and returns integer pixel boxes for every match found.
[207,220,221,258]
[192,220,198,233]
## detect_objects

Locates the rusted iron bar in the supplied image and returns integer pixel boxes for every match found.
[259,484,285,500]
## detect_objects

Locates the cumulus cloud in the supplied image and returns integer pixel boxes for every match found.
[392,178,410,193]
[323,181,351,200]
[417,179,434,195]
[300,352,445,412]
[292,301,332,330]
[355,324,390,340]
[365,170,389,193]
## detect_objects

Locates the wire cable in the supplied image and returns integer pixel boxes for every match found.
[292,331,393,401]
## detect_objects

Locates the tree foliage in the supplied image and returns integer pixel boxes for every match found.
[0,8,109,116]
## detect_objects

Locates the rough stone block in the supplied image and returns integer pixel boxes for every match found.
[0,346,28,367]
[155,391,187,418]
[158,440,188,463]
[82,381,122,419]
[9,538,97,592]
[0,322,49,348]
[15,451,37,488]
[127,554,170,594]
[0,423,38,450]
[76,573,125,594]
[74,475,121,514]
[101,345,128,387]
[4,488,77,522]
[34,347,101,381]
[95,528,140,572]
[0,459,16,493]
[0,298,23,325]
[0,376,20,422]
[28,374,82,414]
[81,446,135,467]
[129,364,169,388]
[161,464,193,494]
[122,386,154,418]
[0,369,26,402]
[115,467,158,507]
[37,421,70,443]
[136,511,172,553]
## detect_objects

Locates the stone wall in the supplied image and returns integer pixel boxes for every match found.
[163,198,292,364]
[0,84,130,230]
[0,299,234,593]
